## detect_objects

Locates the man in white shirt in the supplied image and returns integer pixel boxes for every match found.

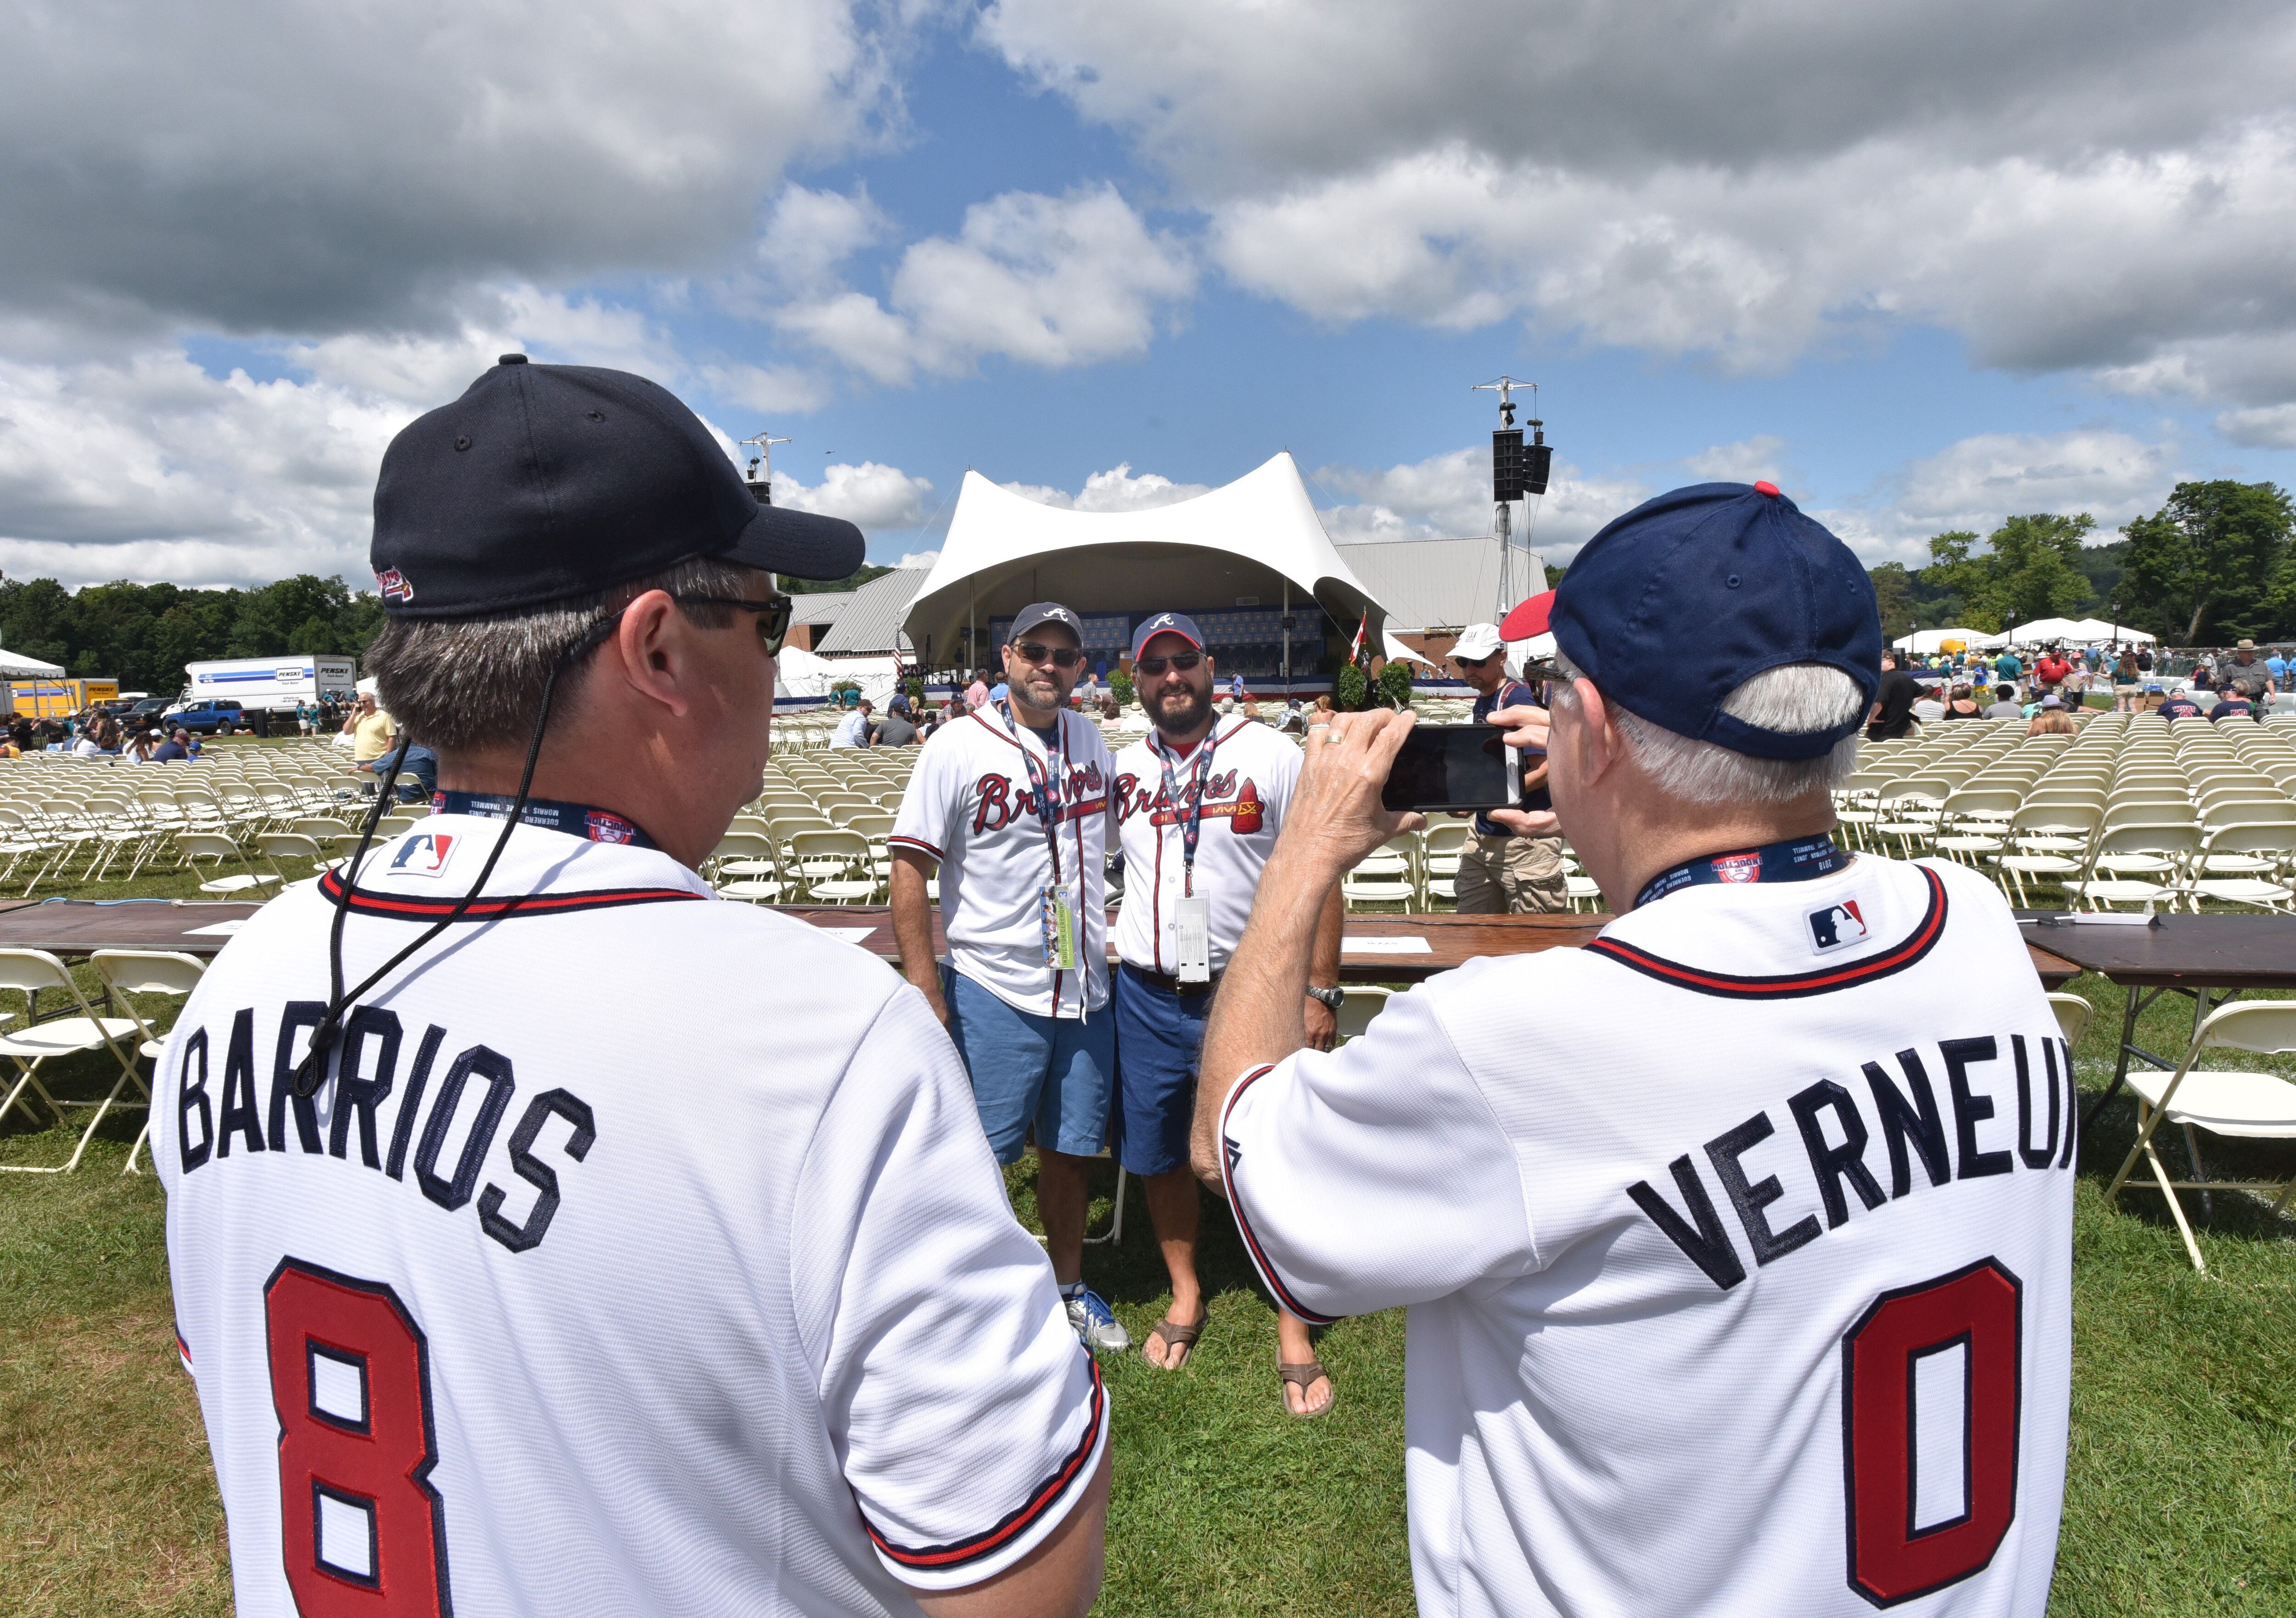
[830,698,872,748]
[157,358,1107,1618]
[891,603,1130,1354]
[1196,481,2073,1616]
[1109,612,1345,1416]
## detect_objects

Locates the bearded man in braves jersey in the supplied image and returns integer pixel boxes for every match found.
[157,359,1109,1618]
[1198,482,2074,1616]
[890,602,1130,1354]
[1109,614,1346,1416]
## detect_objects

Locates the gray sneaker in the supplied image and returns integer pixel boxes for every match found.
[1064,1286,1131,1353]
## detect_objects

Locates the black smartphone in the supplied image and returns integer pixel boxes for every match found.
[1380,724,1521,812]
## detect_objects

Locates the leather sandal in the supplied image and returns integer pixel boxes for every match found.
[1144,1314,1205,1370]
[1280,1359,1335,1419]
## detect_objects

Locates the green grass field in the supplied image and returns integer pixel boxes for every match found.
[4,958,2291,1616]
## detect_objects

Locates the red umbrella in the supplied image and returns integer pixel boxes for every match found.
[1501,590,1556,642]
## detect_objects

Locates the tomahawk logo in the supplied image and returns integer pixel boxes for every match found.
[375,569,414,604]
[1807,899,1868,952]
[388,831,457,878]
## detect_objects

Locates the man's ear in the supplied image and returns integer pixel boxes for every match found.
[607,589,695,720]
[1566,677,1624,787]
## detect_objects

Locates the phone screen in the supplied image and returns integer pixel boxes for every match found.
[1380,724,1517,812]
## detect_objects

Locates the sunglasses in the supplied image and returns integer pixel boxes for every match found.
[1135,651,1203,676]
[1011,641,1085,669]
[673,594,794,657]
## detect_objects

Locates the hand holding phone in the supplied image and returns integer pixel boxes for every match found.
[1380,724,1525,813]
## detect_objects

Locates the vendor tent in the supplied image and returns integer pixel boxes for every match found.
[775,646,903,708]
[0,647,65,678]
[2002,617,2090,647]
[1891,627,1984,656]
[900,452,1383,675]
[2069,618,2156,644]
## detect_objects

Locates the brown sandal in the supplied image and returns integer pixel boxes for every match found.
[1144,1314,1205,1369]
[1280,1359,1335,1419]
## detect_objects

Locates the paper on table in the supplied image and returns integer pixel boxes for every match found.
[184,919,248,938]
[813,926,881,941]
[1343,935,1432,954]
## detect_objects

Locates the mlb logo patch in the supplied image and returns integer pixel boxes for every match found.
[1808,898,1868,953]
[375,568,414,603]
[1710,852,1761,884]
[388,831,457,878]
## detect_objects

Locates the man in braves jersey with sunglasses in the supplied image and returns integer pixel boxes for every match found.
[1109,613,1345,1416]
[1197,481,2074,1616]
[156,358,1109,1618]
[890,602,1130,1355]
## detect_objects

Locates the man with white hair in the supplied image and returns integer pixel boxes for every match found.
[1196,482,2075,1616]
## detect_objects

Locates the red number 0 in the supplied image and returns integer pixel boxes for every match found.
[264,1260,452,1616]
[1841,1258,2021,1608]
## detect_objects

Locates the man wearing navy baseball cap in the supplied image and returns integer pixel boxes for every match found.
[1195,483,2074,1615]
[158,357,1114,1616]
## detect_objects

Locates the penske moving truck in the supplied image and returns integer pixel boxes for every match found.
[173,657,358,736]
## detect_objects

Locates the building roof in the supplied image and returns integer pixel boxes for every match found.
[1336,536,1541,634]
[783,592,850,628]
[812,568,930,657]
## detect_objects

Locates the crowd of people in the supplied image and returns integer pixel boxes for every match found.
[1866,637,2285,741]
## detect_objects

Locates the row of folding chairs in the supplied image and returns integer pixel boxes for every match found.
[0,947,207,1175]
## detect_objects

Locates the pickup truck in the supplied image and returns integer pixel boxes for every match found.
[167,699,245,736]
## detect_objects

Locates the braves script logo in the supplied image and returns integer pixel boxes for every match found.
[972,761,1108,834]
[1114,770,1265,834]
[374,568,414,604]
[388,831,457,878]
[1710,852,1761,884]
[1807,898,1868,952]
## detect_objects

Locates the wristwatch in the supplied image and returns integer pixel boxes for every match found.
[1306,984,1344,1010]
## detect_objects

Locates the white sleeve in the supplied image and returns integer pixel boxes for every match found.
[792,986,1106,1590]
[1220,967,1537,1322]
[889,727,964,863]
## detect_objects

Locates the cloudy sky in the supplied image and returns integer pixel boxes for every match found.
[4,0,2293,591]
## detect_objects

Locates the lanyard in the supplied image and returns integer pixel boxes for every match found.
[995,701,1070,881]
[433,791,658,851]
[1148,725,1218,896]
[1634,833,1846,911]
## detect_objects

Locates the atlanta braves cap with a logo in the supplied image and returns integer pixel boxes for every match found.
[1009,602,1084,642]
[1549,481,1880,761]
[1130,612,1204,657]
[370,356,864,619]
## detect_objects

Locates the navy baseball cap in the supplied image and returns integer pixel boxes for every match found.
[1550,481,1880,760]
[1009,602,1084,641]
[1130,611,1204,657]
[370,356,864,619]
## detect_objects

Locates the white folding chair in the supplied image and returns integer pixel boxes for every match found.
[1335,986,1392,1042]
[91,950,207,1175]
[0,949,147,1174]
[2104,1002,2296,1272]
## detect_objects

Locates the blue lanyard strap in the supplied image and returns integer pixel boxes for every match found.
[995,701,1070,880]
[433,791,658,850]
[1634,833,1846,911]
[1149,726,1217,895]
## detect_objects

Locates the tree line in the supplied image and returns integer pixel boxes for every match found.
[0,575,384,694]
[1867,479,2296,645]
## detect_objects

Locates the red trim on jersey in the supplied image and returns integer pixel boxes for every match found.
[1219,1065,1340,1326]
[886,834,944,862]
[1585,866,1948,998]
[317,868,704,920]
[175,1324,192,1372]
[864,1356,1107,1570]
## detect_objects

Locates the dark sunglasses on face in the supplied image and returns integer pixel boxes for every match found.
[1135,651,1203,676]
[1012,641,1085,669]
[671,594,795,657]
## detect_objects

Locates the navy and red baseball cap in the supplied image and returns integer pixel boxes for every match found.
[1130,612,1204,657]
[1549,481,1880,760]
[370,356,864,619]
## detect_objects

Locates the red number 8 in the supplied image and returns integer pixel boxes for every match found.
[1842,1258,2022,1608]
[264,1260,452,1616]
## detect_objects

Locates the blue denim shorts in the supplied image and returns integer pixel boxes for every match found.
[944,969,1114,1166]
[1109,963,1210,1177]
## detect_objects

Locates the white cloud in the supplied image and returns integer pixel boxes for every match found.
[1001,463,1212,512]
[1314,445,1646,559]
[773,462,935,530]
[2214,405,2296,449]
[1684,436,1790,486]
[893,548,942,570]
[777,186,1195,383]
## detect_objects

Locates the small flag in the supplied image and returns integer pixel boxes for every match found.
[1349,610,1368,665]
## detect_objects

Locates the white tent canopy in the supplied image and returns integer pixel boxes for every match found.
[775,646,902,707]
[0,647,65,677]
[2069,618,2155,644]
[2000,617,2091,647]
[1891,627,1985,655]
[901,452,1383,671]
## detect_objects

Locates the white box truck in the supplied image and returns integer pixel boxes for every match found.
[173,656,359,737]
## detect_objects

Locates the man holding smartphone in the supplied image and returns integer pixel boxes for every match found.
[1109,613,1345,1415]
[1448,622,1568,913]
[891,603,1129,1353]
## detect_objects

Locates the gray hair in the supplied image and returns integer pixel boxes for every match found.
[1550,652,1863,805]
[365,555,748,752]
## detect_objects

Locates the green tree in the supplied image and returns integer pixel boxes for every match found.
[1917,531,1997,632]
[1376,660,1413,709]
[1915,513,2097,632]
[777,564,892,594]
[1869,563,1917,640]
[2119,480,2293,644]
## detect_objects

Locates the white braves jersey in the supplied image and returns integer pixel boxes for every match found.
[1110,716,1301,973]
[155,815,1106,1617]
[890,706,1113,1018]
[1220,854,2073,1617]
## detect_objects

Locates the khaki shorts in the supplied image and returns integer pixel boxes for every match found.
[1455,832,1570,915]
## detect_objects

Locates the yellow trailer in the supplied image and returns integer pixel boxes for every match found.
[10,679,119,719]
